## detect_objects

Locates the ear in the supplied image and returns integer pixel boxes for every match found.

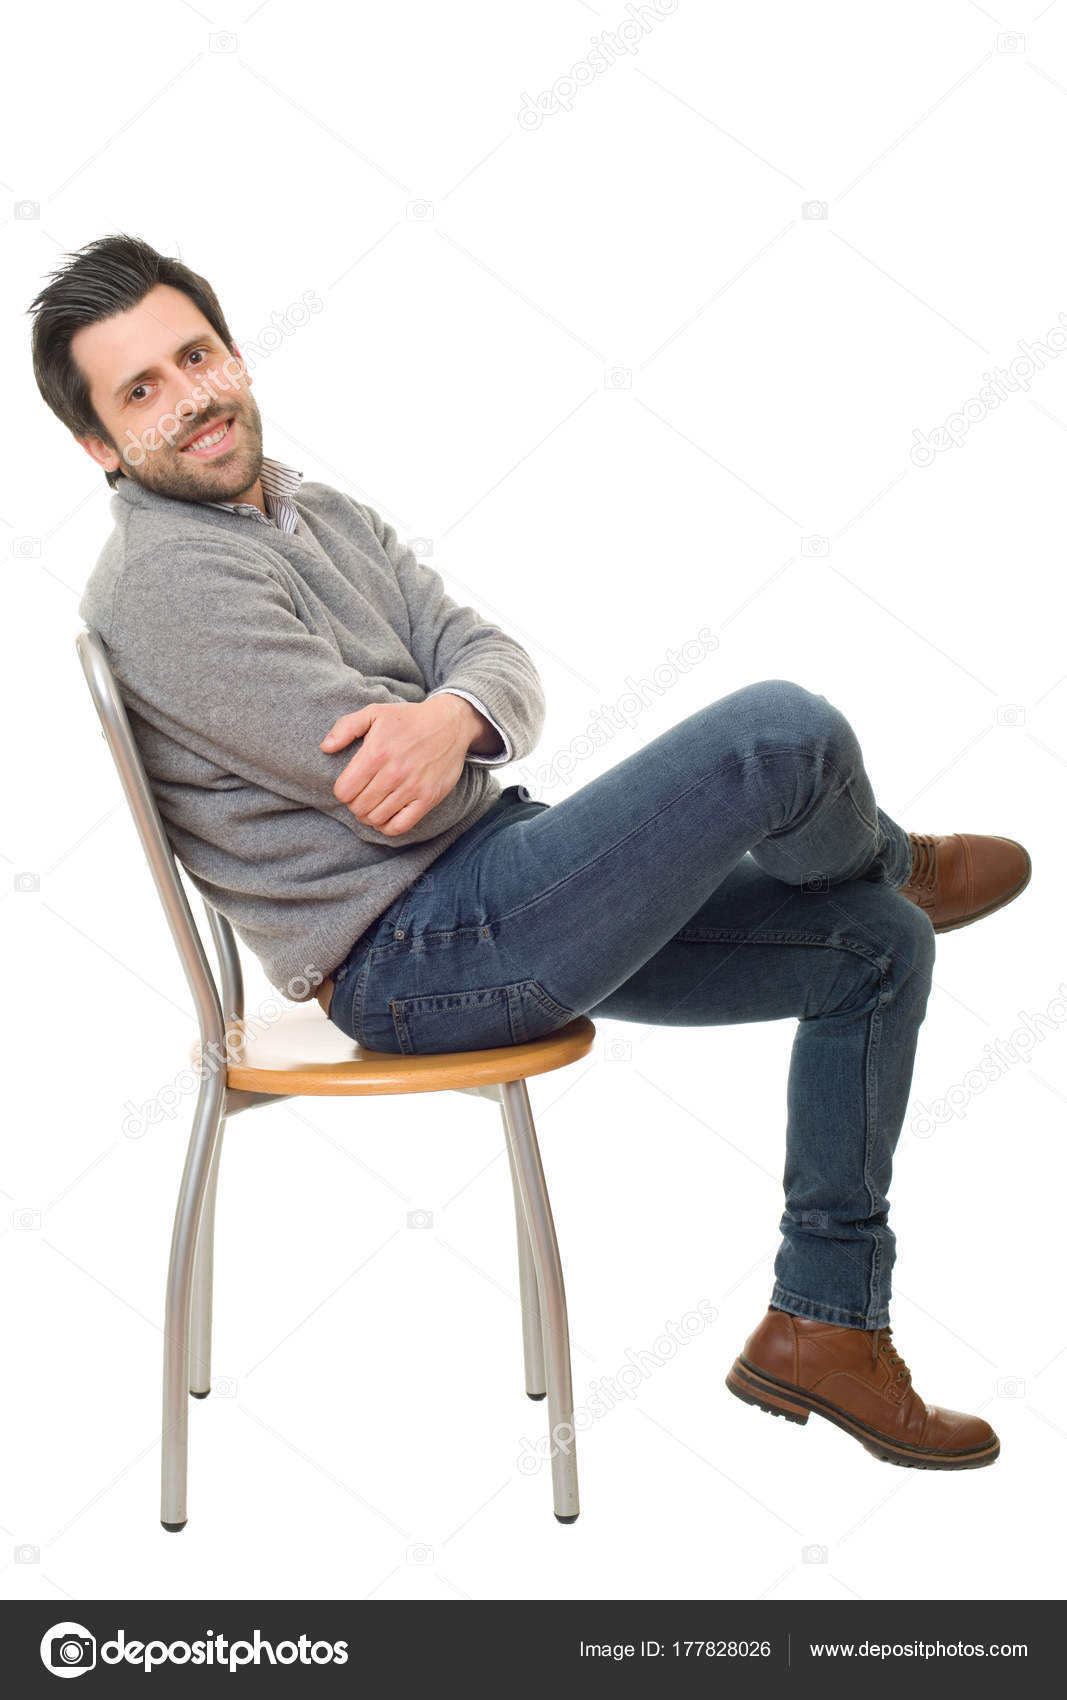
[231,343,252,388]
[76,433,121,476]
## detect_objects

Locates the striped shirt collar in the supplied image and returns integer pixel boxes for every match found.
[207,455,304,533]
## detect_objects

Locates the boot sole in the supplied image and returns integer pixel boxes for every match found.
[725,1356,1000,1470]
[926,840,1032,934]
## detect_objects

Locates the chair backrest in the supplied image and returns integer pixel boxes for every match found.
[75,626,245,1049]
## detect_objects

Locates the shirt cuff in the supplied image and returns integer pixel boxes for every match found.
[427,687,512,764]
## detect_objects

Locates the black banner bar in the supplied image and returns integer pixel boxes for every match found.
[4,1598,1055,1693]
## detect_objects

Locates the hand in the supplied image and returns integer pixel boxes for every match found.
[320,695,479,835]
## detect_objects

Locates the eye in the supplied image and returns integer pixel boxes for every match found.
[126,347,209,405]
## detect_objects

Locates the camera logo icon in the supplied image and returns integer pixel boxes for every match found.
[800,534,829,557]
[994,703,1025,727]
[407,1208,433,1229]
[40,1622,96,1677]
[995,1375,1026,1398]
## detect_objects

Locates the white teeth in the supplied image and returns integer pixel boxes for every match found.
[183,420,230,451]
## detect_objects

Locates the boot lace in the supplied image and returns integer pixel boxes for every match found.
[907,833,938,890]
[871,1324,912,1384]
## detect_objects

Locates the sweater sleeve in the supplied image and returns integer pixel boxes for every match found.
[107,537,490,847]
[354,501,546,763]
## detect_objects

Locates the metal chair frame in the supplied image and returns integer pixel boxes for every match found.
[75,627,583,1531]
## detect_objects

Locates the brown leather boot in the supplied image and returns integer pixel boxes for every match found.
[726,1307,1000,1469]
[897,832,1030,932]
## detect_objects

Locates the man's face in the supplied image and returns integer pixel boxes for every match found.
[71,282,264,504]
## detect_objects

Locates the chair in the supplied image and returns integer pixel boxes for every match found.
[75,627,595,1532]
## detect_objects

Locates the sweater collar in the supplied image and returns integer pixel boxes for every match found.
[110,455,304,527]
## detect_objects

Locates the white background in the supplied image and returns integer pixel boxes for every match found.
[2,0,1064,1604]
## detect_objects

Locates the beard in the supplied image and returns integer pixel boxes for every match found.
[110,391,266,505]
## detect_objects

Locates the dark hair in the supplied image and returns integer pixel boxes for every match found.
[27,233,236,489]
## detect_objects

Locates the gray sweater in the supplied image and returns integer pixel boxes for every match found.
[78,474,546,1001]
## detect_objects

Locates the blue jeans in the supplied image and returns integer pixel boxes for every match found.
[326,680,933,1330]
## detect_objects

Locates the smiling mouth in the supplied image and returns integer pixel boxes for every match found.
[180,416,236,456]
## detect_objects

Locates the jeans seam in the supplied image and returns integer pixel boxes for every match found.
[673,926,889,971]
[770,1285,888,1329]
[349,951,375,1047]
[863,982,890,1322]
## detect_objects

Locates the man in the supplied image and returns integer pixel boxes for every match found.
[31,233,1031,1474]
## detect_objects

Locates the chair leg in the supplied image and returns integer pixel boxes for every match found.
[500,1101,547,1400]
[161,1074,226,1532]
[189,1122,225,1397]
[498,1077,580,1524]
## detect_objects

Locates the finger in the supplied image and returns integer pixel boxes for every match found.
[376,799,427,836]
[321,706,372,749]
[362,785,413,828]
[351,784,417,832]
[337,758,401,808]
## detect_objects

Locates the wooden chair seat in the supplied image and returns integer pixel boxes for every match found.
[193,1007,596,1096]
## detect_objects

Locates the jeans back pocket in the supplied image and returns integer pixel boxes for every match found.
[389,979,576,1056]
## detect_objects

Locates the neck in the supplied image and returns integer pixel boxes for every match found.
[230,477,266,514]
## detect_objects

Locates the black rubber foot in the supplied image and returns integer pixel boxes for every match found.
[161,1519,187,1532]
[189,1389,209,1400]
[555,1512,579,1524]
[527,1390,546,1401]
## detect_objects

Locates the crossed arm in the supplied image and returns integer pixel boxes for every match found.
[321,690,503,836]
[109,504,544,845]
